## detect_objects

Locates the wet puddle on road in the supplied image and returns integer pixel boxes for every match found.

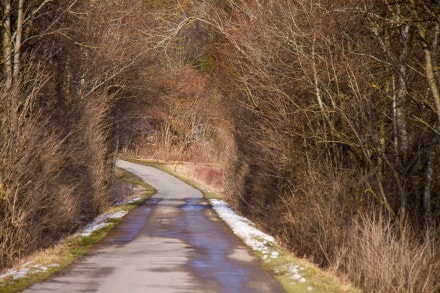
[145,196,285,293]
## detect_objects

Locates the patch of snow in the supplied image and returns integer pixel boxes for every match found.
[77,210,128,237]
[107,211,128,219]
[11,268,29,280]
[1,206,131,285]
[33,263,58,273]
[80,221,109,237]
[125,197,142,204]
[210,198,310,286]
[210,199,275,256]
[34,266,48,272]
[0,262,59,283]
[115,196,142,206]
[285,264,307,283]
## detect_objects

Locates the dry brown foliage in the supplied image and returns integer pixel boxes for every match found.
[117,1,440,290]
[337,215,440,292]
[0,0,147,268]
[2,0,439,291]
[162,0,440,291]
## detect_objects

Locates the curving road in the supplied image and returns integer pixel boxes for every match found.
[24,160,285,293]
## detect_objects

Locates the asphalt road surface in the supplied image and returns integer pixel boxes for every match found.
[24,160,285,293]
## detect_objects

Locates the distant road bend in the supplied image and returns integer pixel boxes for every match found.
[24,160,285,293]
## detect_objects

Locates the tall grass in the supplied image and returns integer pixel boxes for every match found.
[261,166,440,292]
[337,215,439,292]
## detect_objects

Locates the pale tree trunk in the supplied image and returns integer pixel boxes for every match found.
[393,23,410,224]
[433,23,440,85]
[420,23,440,229]
[395,24,410,153]
[369,11,408,223]
[311,35,334,146]
[406,0,440,231]
[2,0,12,88]
[421,35,440,120]
[4,0,53,88]
[12,0,25,84]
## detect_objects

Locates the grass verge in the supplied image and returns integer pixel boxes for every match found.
[118,156,358,293]
[0,167,156,293]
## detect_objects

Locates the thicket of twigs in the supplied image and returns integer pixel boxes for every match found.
[2,0,440,291]
[122,1,440,291]
[0,0,152,268]
[209,1,440,292]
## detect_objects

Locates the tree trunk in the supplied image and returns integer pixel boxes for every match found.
[422,38,440,121]
[395,24,410,154]
[393,23,411,223]
[2,0,12,88]
[420,23,440,229]
[12,0,25,85]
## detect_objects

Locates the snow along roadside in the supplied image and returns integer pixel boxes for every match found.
[0,196,142,283]
[209,199,311,289]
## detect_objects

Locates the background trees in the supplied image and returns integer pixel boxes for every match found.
[185,0,439,291]
[1,0,439,291]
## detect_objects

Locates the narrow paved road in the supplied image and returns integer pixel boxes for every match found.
[24,160,284,293]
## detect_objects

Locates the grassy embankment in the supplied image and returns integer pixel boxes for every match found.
[0,168,155,293]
